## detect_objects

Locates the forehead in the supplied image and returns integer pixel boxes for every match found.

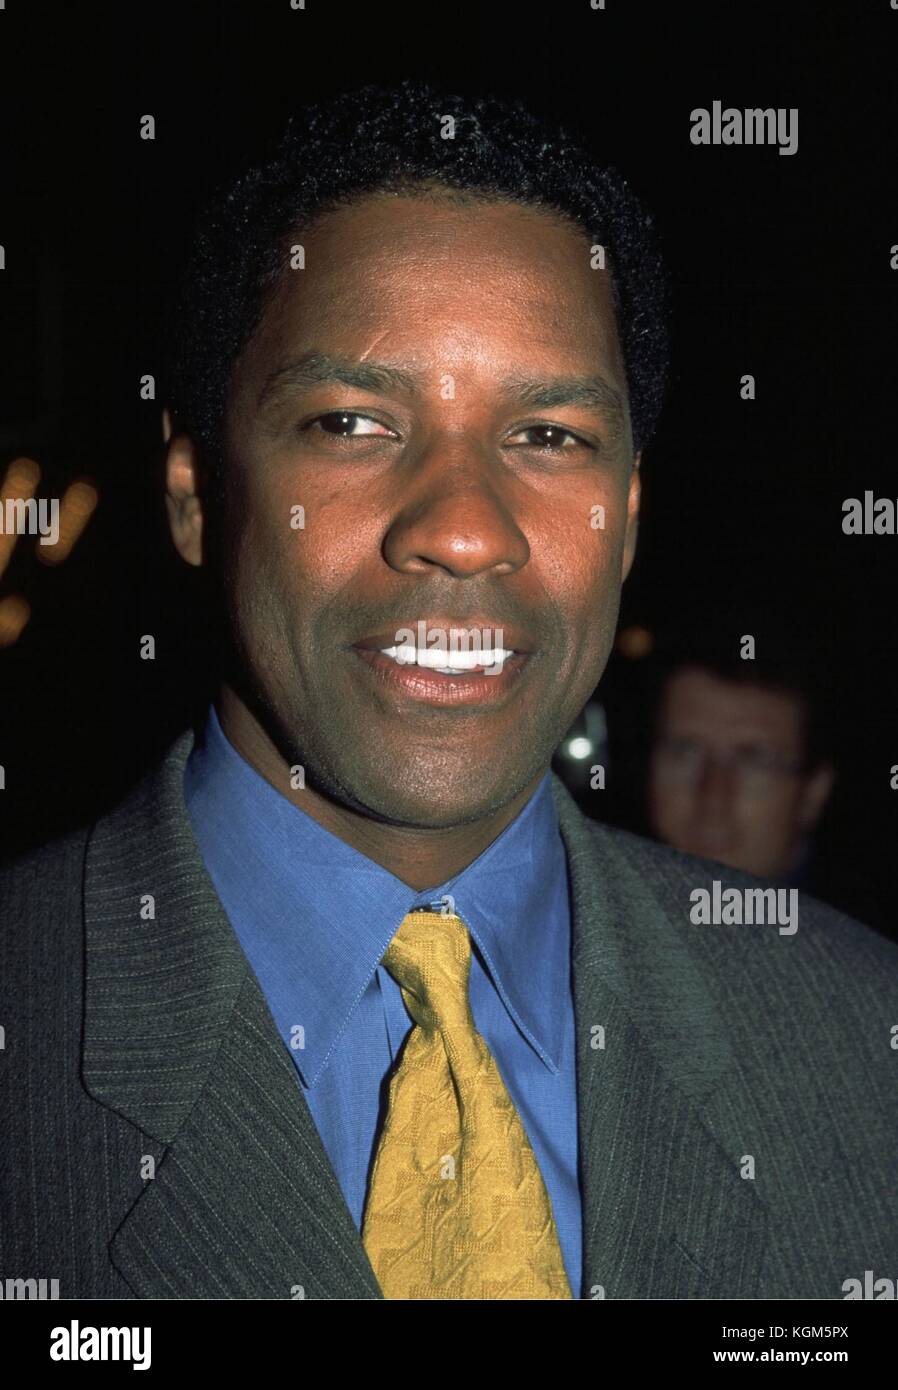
[661,668,803,743]
[236,191,625,385]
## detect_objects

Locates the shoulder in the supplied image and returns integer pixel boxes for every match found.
[0,826,92,993]
[0,824,91,917]
[569,814,898,1204]
[572,812,898,1018]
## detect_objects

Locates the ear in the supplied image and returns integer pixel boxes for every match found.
[620,451,642,582]
[164,426,205,568]
[797,759,835,831]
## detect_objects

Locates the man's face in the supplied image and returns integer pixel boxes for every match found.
[648,667,832,878]
[196,192,640,828]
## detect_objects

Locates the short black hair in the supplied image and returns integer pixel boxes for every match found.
[165,78,671,478]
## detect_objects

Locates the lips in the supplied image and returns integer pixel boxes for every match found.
[348,620,536,706]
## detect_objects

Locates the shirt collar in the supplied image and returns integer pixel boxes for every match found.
[183,704,570,1086]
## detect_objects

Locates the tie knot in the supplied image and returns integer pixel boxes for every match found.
[382,910,474,1033]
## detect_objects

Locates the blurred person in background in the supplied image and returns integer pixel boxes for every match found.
[647,650,834,881]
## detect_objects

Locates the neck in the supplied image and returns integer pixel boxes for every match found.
[214,686,546,891]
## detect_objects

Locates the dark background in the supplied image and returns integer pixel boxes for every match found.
[1,1,896,934]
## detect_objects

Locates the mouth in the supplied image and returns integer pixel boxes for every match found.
[349,621,535,707]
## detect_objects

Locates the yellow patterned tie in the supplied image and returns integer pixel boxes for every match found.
[361,909,573,1299]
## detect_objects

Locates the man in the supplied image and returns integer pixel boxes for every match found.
[647,649,835,880]
[642,636,894,932]
[1,80,896,1301]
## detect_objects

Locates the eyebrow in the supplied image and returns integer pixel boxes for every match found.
[256,350,626,426]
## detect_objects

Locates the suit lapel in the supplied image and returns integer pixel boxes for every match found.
[551,775,770,1298]
[83,727,382,1299]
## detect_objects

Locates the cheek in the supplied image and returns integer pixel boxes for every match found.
[651,784,693,831]
[741,795,794,843]
[225,464,344,603]
[534,487,628,613]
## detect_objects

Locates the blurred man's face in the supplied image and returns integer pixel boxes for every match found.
[648,666,833,878]
[182,191,640,829]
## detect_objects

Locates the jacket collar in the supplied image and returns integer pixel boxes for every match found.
[83,727,767,1299]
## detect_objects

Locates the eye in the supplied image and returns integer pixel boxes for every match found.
[507,424,591,451]
[305,411,395,438]
[662,736,704,762]
[734,746,781,774]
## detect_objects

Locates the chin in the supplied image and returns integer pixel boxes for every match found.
[343,766,520,830]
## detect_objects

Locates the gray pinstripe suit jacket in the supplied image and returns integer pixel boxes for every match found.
[1,726,896,1299]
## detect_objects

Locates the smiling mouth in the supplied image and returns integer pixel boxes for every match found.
[377,641,516,674]
[349,643,533,706]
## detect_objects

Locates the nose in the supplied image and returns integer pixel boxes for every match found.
[694,755,739,821]
[381,439,530,580]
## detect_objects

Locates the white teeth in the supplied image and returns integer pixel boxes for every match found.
[380,645,515,671]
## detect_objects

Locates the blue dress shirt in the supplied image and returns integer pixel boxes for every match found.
[183,703,582,1295]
